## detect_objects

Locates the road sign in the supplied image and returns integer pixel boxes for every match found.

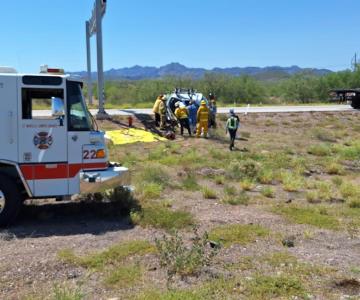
[89,0,106,36]
[86,0,108,119]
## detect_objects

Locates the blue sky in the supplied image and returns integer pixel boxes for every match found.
[1,0,360,72]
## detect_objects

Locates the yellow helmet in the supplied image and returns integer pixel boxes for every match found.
[201,100,206,105]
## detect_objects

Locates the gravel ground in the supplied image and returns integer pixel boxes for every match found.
[0,111,359,299]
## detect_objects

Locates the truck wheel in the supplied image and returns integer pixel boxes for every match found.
[351,101,360,109]
[0,175,23,227]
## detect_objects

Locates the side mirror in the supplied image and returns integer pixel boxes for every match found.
[51,97,65,117]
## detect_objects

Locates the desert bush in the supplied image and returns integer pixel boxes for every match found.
[349,199,360,209]
[261,186,275,198]
[227,159,260,180]
[307,144,332,156]
[281,172,303,192]
[224,185,237,196]
[340,182,359,199]
[202,187,217,199]
[182,174,200,191]
[306,191,321,204]
[222,192,249,205]
[316,181,333,201]
[79,186,140,217]
[52,285,83,300]
[155,227,220,282]
[312,128,337,142]
[331,176,343,187]
[136,164,169,186]
[214,175,225,185]
[240,179,255,191]
[325,163,344,175]
[258,168,275,184]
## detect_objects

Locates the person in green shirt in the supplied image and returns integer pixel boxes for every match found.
[225,108,240,151]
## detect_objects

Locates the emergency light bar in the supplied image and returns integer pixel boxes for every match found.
[40,65,64,75]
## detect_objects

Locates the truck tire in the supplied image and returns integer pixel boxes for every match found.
[351,101,360,109]
[0,174,23,227]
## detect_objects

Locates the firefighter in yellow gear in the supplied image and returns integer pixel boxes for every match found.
[159,96,167,130]
[196,100,209,138]
[175,103,191,135]
[153,95,163,127]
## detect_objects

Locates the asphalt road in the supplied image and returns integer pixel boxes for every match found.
[34,104,354,117]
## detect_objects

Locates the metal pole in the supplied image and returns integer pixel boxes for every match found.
[95,0,107,118]
[85,21,93,106]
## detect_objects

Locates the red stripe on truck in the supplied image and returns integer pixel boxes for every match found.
[20,162,108,180]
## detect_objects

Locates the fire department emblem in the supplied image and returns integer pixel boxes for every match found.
[33,132,53,150]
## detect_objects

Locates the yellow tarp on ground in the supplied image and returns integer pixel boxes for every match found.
[105,128,166,145]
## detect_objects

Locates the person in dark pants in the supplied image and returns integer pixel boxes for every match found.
[226,108,240,151]
[152,95,163,127]
[175,102,191,136]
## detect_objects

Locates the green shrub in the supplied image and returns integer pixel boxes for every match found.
[58,240,155,270]
[182,174,200,191]
[243,275,306,299]
[104,264,142,288]
[81,186,140,216]
[316,181,334,201]
[53,285,83,300]
[257,169,275,184]
[155,227,219,281]
[240,179,255,191]
[281,172,303,192]
[224,185,237,196]
[332,141,360,160]
[306,191,321,203]
[325,163,344,175]
[349,199,360,209]
[136,164,169,186]
[142,183,162,199]
[131,206,194,231]
[226,159,260,180]
[209,224,270,247]
[340,182,359,199]
[222,192,249,205]
[307,144,332,156]
[261,186,275,198]
[202,187,217,199]
[332,176,343,187]
[274,206,340,230]
[214,175,225,185]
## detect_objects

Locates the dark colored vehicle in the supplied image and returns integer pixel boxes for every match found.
[330,89,360,109]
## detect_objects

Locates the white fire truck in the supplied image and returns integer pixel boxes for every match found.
[0,66,129,226]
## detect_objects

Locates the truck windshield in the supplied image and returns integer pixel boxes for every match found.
[67,80,93,131]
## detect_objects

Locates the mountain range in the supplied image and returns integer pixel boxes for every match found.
[70,62,332,81]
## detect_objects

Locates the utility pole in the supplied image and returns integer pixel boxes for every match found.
[351,52,358,71]
[85,21,92,106]
[87,0,108,119]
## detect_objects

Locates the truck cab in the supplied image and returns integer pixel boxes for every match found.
[330,89,360,109]
[0,67,129,226]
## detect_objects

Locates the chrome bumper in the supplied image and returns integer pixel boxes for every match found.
[80,163,131,193]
